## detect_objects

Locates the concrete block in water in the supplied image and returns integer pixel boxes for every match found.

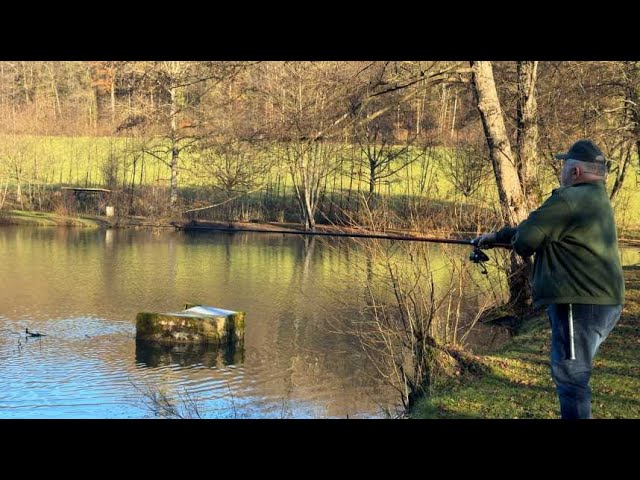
[136,304,244,345]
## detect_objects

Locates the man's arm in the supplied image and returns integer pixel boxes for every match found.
[511,192,572,256]
[473,192,571,255]
[473,226,516,248]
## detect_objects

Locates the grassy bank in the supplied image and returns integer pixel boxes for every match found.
[412,265,640,419]
[0,210,110,228]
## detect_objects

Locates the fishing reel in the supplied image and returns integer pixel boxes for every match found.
[469,245,490,274]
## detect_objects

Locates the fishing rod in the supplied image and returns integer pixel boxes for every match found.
[180,224,512,273]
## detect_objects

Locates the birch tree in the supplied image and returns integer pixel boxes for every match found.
[470,61,532,313]
[515,61,539,209]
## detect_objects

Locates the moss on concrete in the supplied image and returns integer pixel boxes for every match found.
[135,310,245,345]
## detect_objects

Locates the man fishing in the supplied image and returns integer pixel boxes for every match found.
[474,139,625,419]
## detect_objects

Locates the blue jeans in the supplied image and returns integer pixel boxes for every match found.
[547,303,622,419]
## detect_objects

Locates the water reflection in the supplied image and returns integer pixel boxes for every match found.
[135,339,244,368]
[0,226,403,418]
[2,226,628,418]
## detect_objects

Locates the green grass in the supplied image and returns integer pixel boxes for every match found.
[0,134,462,192]
[2,134,640,229]
[0,209,108,228]
[0,134,172,186]
[412,265,640,419]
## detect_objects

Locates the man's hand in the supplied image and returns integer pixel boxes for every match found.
[473,232,498,249]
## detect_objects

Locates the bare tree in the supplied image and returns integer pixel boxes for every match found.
[470,61,532,314]
[604,61,640,201]
[515,61,539,209]
[438,142,492,198]
[88,61,125,129]
[325,205,492,412]
[182,138,274,220]
[201,140,272,197]
[470,61,528,225]
[258,62,367,230]
[286,139,341,230]
[0,135,33,209]
[354,120,423,196]
[117,61,243,207]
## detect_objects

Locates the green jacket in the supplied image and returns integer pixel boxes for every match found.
[496,181,624,307]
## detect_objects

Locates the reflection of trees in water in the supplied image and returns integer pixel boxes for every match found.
[319,237,512,411]
[239,234,397,417]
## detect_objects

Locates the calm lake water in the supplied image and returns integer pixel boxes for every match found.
[1,226,637,418]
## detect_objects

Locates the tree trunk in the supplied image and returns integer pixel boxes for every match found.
[21,62,30,103]
[169,85,179,205]
[369,163,376,194]
[515,61,539,208]
[303,188,316,230]
[471,61,532,314]
[611,61,640,202]
[47,63,63,120]
[16,175,23,209]
[470,61,528,225]
[0,178,9,209]
[110,74,116,127]
[610,144,632,201]
[450,93,457,138]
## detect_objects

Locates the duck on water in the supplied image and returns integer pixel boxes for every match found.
[25,328,46,337]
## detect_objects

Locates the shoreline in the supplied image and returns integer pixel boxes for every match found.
[3,209,640,247]
[0,209,468,239]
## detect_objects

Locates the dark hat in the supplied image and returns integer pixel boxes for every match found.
[554,139,606,163]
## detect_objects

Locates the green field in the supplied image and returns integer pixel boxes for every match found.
[0,209,108,227]
[1,134,639,229]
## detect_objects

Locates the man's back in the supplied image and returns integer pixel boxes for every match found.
[512,181,624,307]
